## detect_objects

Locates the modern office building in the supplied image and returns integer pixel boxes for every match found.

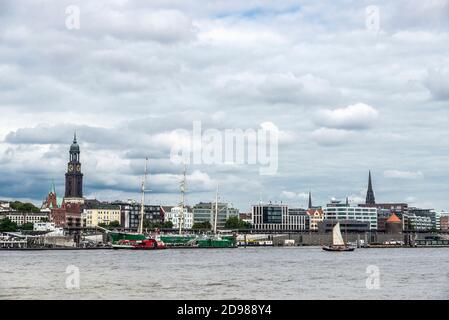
[403,214,433,231]
[317,219,371,233]
[113,200,164,229]
[324,200,378,230]
[192,202,239,229]
[251,204,308,231]
[408,207,437,229]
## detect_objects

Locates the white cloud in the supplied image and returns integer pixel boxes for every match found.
[384,170,424,179]
[316,103,379,130]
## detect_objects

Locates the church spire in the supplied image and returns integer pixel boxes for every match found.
[308,190,312,209]
[366,170,376,205]
[73,130,77,144]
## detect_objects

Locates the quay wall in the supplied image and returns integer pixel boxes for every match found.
[255,233,410,246]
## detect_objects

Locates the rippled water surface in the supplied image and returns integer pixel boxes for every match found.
[1,247,448,299]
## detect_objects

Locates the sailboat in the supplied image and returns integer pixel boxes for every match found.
[322,222,354,252]
[111,158,165,250]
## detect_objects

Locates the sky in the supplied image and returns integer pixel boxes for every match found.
[1,0,449,212]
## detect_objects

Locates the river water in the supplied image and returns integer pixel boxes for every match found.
[0,247,448,300]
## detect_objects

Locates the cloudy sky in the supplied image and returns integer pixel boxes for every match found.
[1,0,449,211]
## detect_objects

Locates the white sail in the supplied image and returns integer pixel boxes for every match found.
[332,222,345,246]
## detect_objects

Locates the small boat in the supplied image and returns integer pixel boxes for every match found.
[322,222,355,252]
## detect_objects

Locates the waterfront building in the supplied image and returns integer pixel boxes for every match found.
[324,200,378,230]
[317,219,370,233]
[359,203,408,218]
[239,213,252,225]
[439,216,449,232]
[64,132,84,205]
[306,209,324,231]
[436,211,449,231]
[403,214,433,231]
[165,206,193,229]
[193,202,239,229]
[49,202,82,228]
[408,207,437,229]
[251,204,308,231]
[1,212,49,226]
[385,213,402,234]
[114,200,164,229]
[365,170,376,205]
[84,204,121,227]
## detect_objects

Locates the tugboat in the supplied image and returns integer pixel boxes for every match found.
[110,158,165,250]
[112,238,165,250]
[322,222,354,252]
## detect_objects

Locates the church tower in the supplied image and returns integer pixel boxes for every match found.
[65,132,84,202]
[365,170,376,205]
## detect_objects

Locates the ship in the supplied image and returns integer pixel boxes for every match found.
[322,222,355,252]
[160,169,237,249]
[110,158,165,250]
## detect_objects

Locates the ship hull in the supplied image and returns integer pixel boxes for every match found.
[161,234,237,248]
[322,246,354,252]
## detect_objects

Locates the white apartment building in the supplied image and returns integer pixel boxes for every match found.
[1,212,49,226]
[324,200,378,230]
[166,206,193,229]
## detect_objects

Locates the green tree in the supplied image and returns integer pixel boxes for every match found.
[9,201,40,213]
[0,218,18,232]
[20,222,34,231]
[98,220,121,229]
[225,216,251,230]
[108,220,121,228]
[192,221,212,230]
[162,221,173,228]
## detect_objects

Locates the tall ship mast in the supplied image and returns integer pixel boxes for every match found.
[137,158,149,235]
[178,165,186,235]
[213,184,219,235]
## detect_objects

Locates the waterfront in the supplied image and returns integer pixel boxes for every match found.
[1,247,448,300]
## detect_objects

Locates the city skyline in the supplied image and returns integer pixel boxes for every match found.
[1,1,449,211]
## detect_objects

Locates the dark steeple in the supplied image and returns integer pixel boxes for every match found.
[308,191,312,209]
[365,170,375,205]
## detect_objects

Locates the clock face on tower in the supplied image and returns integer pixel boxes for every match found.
[68,164,74,172]
[76,164,81,172]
